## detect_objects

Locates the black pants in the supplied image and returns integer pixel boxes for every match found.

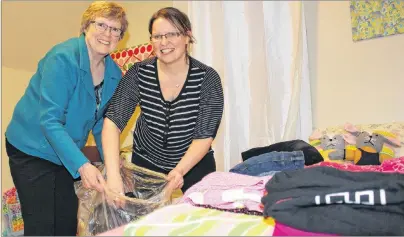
[6,139,78,236]
[132,151,216,193]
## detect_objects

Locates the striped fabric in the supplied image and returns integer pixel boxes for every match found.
[106,57,224,171]
[123,203,275,236]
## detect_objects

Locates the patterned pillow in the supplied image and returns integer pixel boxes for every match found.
[319,122,404,159]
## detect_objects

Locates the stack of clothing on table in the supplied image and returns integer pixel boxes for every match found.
[230,140,323,177]
[121,137,404,236]
[179,143,404,236]
[179,140,317,215]
[262,163,404,236]
[172,140,325,235]
[181,172,271,214]
[122,157,404,236]
[241,140,323,165]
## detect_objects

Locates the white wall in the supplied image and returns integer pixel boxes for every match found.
[305,1,404,129]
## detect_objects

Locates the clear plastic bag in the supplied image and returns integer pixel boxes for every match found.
[74,161,172,236]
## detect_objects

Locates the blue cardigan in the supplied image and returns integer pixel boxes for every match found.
[6,34,122,178]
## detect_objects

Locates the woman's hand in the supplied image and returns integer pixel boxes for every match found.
[106,174,124,196]
[105,173,126,207]
[167,168,184,190]
[78,162,106,192]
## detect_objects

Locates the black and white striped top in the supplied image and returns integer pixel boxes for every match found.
[105,57,224,171]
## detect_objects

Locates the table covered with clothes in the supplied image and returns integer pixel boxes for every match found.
[97,141,404,236]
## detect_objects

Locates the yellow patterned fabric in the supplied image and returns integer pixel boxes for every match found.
[124,203,275,236]
[350,0,404,41]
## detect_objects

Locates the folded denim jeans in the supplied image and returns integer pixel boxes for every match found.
[230,151,305,177]
[241,140,323,165]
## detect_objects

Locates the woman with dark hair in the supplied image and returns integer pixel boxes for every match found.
[102,7,224,195]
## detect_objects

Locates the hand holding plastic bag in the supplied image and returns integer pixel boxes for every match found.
[74,161,172,236]
[104,173,125,208]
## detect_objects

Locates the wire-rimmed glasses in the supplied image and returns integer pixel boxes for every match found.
[150,32,182,43]
[91,21,122,37]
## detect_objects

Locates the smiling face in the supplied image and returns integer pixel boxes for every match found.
[151,17,190,65]
[85,17,121,58]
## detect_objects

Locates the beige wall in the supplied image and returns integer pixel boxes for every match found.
[1,67,33,193]
[304,1,404,129]
[2,1,172,71]
[1,1,172,192]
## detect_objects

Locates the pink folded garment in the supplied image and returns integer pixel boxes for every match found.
[381,156,404,173]
[273,221,337,236]
[309,157,404,173]
[180,171,272,212]
[309,161,380,172]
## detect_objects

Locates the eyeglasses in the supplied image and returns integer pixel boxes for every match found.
[163,102,173,148]
[91,21,122,37]
[150,32,182,42]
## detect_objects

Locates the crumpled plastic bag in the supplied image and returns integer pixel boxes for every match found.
[74,161,172,236]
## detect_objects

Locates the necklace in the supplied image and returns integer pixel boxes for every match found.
[175,84,180,88]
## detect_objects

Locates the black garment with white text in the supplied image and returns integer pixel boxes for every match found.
[261,166,404,235]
